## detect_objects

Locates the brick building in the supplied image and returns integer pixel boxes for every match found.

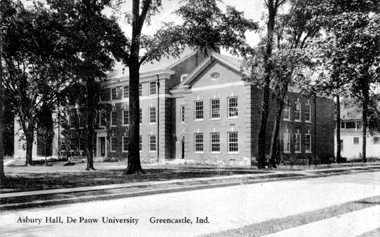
[14,49,335,165]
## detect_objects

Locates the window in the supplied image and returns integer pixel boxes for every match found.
[123,110,129,125]
[150,82,156,95]
[353,137,360,144]
[228,97,238,118]
[194,133,204,152]
[211,133,220,152]
[340,140,344,151]
[111,137,117,152]
[305,133,311,153]
[294,132,301,152]
[294,101,301,121]
[305,102,311,122]
[139,108,142,124]
[283,99,290,120]
[195,101,204,120]
[70,139,76,151]
[180,105,185,123]
[99,112,106,127]
[356,121,362,130]
[228,132,239,152]
[111,111,117,126]
[139,84,142,96]
[111,88,118,100]
[211,99,220,119]
[123,86,129,98]
[69,111,76,129]
[149,135,156,152]
[61,139,66,151]
[139,136,142,152]
[341,121,356,129]
[149,107,156,123]
[123,136,129,152]
[283,132,290,153]
[374,137,380,144]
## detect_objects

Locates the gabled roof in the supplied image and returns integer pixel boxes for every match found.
[178,53,242,88]
[107,48,197,80]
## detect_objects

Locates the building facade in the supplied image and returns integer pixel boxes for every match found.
[14,50,335,165]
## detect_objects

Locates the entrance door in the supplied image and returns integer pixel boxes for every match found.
[100,137,106,157]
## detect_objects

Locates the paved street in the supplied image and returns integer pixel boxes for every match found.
[1,171,380,237]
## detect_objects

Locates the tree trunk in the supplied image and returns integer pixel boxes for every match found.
[336,95,341,163]
[0,9,4,183]
[85,79,96,170]
[125,58,144,174]
[25,129,34,166]
[257,2,276,169]
[269,92,286,168]
[125,0,145,175]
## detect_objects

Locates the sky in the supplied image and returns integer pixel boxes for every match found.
[118,0,268,48]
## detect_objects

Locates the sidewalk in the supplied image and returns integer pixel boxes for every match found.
[1,164,380,211]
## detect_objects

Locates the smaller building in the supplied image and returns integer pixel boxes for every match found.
[335,104,380,160]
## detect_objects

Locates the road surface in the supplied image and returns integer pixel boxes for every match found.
[1,171,380,237]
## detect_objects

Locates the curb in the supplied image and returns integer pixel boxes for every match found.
[1,165,380,211]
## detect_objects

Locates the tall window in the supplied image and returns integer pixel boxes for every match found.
[139,108,142,124]
[139,84,142,96]
[228,97,238,118]
[123,136,129,152]
[194,133,204,152]
[305,101,311,122]
[123,110,129,125]
[180,105,185,123]
[99,112,106,127]
[211,133,220,152]
[111,137,117,152]
[294,132,301,152]
[111,88,118,100]
[283,99,290,120]
[211,99,220,119]
[294,101,301,121]
[123,86,129,98]
[305,132,311,153]
[149,107,156,123]
[149,135,156,152]
[195,101,204,120]
[150,82,156,95]
[228,132,239,152]
[111,111,117,126]
[283,131,290,153]
[139,136,142,151]
[69,111,76,129]
[340,140,344,151]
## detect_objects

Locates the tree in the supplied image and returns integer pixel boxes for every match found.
[2,2,73,166]
[48,0,128,170]
[122,0,257,174]
[306,0,380,163]
[256,0,287,169]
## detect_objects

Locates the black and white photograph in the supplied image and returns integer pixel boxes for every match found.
[0,0,380,236]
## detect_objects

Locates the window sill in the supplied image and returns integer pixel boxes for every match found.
[283,118,291,121]
[194,152,204,154]
[211,152,221,154]
[305,121,312,123]
[283,151,290,153]
[228,152,239,155]
[194,119,204,121]
[306,151,312,153]
[210,118,221,120]
[227,117,239,120]
[295,151,301,153]
[294,120,302,123]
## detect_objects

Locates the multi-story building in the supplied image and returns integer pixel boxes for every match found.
[14,49,335,165]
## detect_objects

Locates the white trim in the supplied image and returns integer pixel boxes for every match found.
[192,81,244,92]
